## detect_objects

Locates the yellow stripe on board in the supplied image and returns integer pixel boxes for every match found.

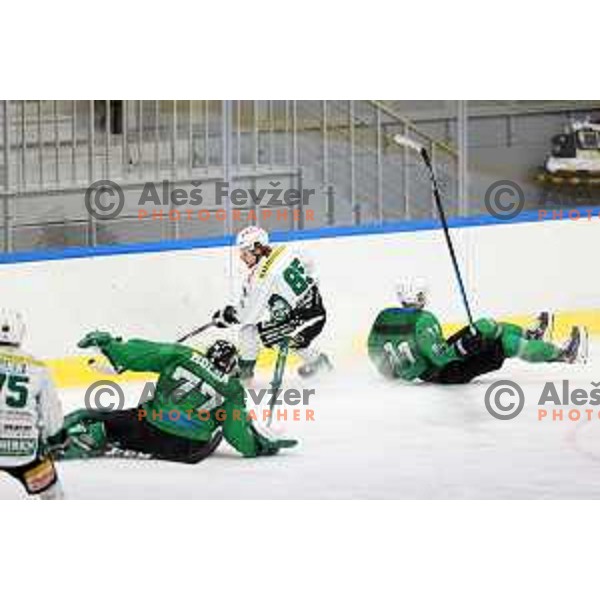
[445,308,600,339]
[46,309,600,389]
[47,348,301,389]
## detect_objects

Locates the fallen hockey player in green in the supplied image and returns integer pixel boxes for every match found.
[368,279,588,384]
[52,332,297,463]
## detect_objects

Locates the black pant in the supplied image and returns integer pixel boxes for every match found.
[3,455,58,495]
[289,286,327,349]
[259,286,327,350]
[98,409,223,464]
[422,328,507,384]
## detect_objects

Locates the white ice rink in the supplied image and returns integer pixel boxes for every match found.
[3,345,600,500]
[0,218,598,499]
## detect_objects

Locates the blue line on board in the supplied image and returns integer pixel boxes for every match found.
[0,205,596,265]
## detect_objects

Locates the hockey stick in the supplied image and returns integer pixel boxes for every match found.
[176,320,216,343]
[87,320,216,375]
[266,339,290,427]
[393,134,475,329]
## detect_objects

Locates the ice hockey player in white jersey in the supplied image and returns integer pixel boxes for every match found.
[0,309,64,499]
[213,226,332,380]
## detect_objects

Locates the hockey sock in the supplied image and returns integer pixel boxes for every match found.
[502,325,560,363]
[501,324,561,363]
[517,339,561,363]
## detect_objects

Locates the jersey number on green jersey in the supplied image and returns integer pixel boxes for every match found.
[170,366,220,409]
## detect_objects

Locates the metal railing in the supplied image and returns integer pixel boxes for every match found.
[0,100,461,253]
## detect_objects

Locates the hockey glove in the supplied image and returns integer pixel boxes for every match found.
[78,331,119,349]
[212,305,239,329]
[43,429,69,455]
[452,328,484,358]
[254,431,298,456]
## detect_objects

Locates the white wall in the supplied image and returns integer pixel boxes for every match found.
[0,217,597,360]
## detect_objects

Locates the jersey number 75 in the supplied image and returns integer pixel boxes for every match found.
[0,374,30,408]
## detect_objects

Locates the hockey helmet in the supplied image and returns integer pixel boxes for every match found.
[0,309,26,347]
[236,226,269,251]
[396,278,428,309]
[206,339,239,375]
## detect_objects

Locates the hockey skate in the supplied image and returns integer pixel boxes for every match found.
[525,311,554,341]
[298,353,333,379]
[558,326,589,364]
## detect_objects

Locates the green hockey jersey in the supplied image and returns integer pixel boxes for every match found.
[367,308,460,381]
[99,338,263,456]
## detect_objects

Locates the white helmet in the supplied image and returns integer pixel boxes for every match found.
[0,309,26,347]
[236,226,269,251]
[396,278,428,309]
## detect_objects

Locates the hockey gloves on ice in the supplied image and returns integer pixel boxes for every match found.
[212,305,239,329]
[253,429,298,456]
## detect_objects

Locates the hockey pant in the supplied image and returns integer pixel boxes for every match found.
[240,286,326,362]
[59,408,223,464]
[422,326,506,384]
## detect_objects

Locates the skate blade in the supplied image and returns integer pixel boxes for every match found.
[546,312,555,343]
[579,326,590,365]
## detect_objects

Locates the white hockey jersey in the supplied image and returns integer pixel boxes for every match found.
[237,244,317,326]
[0,347,63,468]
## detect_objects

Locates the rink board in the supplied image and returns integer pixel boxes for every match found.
[0,213,597,387]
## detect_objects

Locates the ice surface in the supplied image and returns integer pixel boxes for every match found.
[3,346,600,499]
